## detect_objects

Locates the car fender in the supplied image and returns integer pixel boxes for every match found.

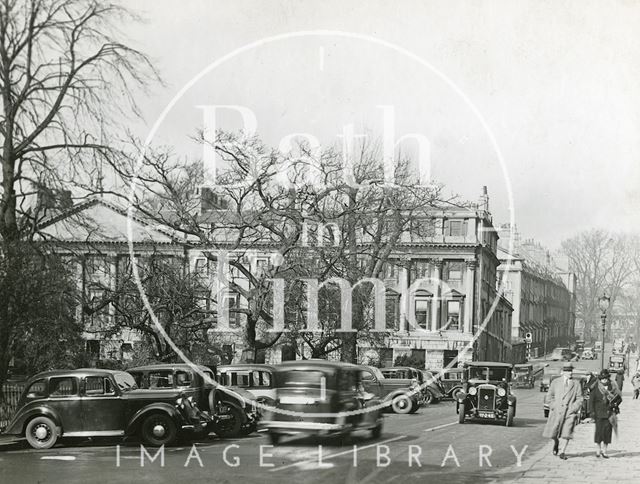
[4,405,62,436]
[507,395,517,406]
[384,389,419,403]
[126,403,182,434]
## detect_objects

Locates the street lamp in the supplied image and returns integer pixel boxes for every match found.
[598,294,610,369]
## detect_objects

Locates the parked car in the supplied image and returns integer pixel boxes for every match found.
[539,366,561,392]
[543,368,595,420]
[261,360,384,445]
[550,348,573,361]
[127,364,259,437]
[581,347,595,360]
[512,364,535,389]
[380,367,444,404]
[217,364,277,407]
[432,368,464,399]
[456,362,517,426]
[360,366,424,413]
[609,355,626,373]
[3,369,206,449]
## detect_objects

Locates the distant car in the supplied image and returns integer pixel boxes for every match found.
[582,348,595,360]
[217,364,277,406]
[361,366,424,413]
[4,369,206,449]
[456,362,517,426]
[261,361,384,445]
[512,364,535,389]
[540,367,561,392]
[380,367,444,404]
[550,348,573,361]
[432,368,464,399]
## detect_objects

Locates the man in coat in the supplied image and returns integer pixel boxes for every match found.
[542,363,583,460]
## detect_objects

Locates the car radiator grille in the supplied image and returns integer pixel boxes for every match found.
[478,388,495,411]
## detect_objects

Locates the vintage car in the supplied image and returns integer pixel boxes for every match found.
[3,369,206,449]
[550,347,573,361]
[581,347,595,360]
[380,367,444,404]
[217,364,276,406]
[456,362,517,426]
[539,366,560,392]
[543,368,595,420]
[432,368,464,399]
[512,364,535,389]
[261,360,384,445]
[127,364,259,437]
[361,366,423,413]
[609,355,626,373]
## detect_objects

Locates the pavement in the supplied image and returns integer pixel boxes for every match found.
[494,369,640,483]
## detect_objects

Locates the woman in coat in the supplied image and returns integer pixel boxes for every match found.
[542,363,583,459]
[588,368,622,458]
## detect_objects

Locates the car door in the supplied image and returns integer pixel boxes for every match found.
[47,376,83,434]
[81,375,126,435]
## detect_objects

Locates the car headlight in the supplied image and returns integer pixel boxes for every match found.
[187,396,193,403]
[497,387,506,397]
[176,397,184,407]
[468,387,477,395]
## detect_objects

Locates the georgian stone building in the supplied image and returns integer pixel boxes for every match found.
[36,190,513,370]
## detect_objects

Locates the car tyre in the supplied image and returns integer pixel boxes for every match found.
[25,416,58,450]
[458,403,466,424]
[141,413,178,447]
[371,420,383,439]
[212,405,243,438]
[269,432,281,445]
[240,422,258,436]
[506,406,515,427]
[391,395,413,414]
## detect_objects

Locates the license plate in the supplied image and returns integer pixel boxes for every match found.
[478,412,494,418]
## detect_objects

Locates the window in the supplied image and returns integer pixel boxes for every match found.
[446,262,463,281]
[148,371,173,388]
[49,377,78,397]
[360,370,375,382]
[25,380,47,400]
[444,300,461,331]
[85,377,115,395]
[231,372,250,387]
[415,298,431,329]
[385,293,399,330]
[255,258,269,278]
[175,371,193,387]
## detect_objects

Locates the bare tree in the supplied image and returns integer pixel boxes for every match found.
[0,0,158,390]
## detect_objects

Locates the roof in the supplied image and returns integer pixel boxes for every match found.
[274,360,361,372]
[30,368,124,380]
[464,361,514,368]
[127,363,213,372]
[218,364,277,371]
[36,198,177,245]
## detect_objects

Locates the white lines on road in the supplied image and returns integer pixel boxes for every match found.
[424,421,458,432]
[270,435,407,473]
[40,456,76,461]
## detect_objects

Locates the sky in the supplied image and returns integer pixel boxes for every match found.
[122,0,640,250]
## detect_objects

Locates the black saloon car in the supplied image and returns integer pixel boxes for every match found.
[127,364,260,437]
[3,369,205,449]
[456,362,517,426]
[261,361,384,445]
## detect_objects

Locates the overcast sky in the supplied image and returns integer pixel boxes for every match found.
[124,0,640,250]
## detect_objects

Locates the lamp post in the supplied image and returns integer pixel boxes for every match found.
[598,294,610,369]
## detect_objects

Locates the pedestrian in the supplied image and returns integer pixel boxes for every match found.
[632,372,640,400]
[615,369,624,391]
[542,363,583,460]
[587,368,622,458]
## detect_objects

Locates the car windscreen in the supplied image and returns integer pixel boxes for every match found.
[469,367,509,381]
[114,372,138,391]
[277,370,327,388]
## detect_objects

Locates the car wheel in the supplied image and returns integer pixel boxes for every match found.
[451,387,463,400]
[458,403,466,424]
[506,406,515,427]
[423,390,434,405]
[25,416,58,450]
[371,420,383,439]
[391,395,413,414]
[212,406,243,438]
[240,422,258,436]
[141,413,178,447]
[269,432,281,445]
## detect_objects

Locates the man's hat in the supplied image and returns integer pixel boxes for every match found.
[562,363,574,372]
[598,368,610,379]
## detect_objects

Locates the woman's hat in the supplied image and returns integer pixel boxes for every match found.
[598,368,610,379]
